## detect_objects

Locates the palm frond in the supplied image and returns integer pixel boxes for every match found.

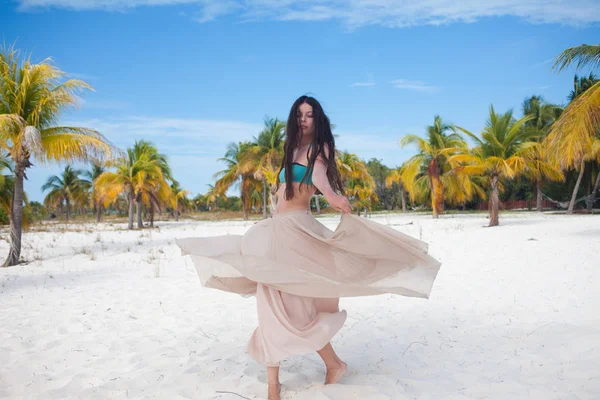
[546,81,600,168]
[553,44,600,72]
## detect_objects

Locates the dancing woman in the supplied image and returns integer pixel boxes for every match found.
[177,95,441,400]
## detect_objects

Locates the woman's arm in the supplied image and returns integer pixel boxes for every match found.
[311,146,353,214]
[311,155,337,201]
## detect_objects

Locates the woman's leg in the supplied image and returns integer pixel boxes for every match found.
[267,365,281,400]
[317,342,347,384]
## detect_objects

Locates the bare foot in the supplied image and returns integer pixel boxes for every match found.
[325,361,347,385]
[267,383,281,400]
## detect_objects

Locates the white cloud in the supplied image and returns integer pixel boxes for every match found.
[17,0,198,11]
[350,82,376,87]
[390,79,440,93]
[193,0,240,23]
[65,115,263,153]
[16,0,600,28]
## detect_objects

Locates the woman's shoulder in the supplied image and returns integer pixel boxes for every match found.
[316,143,331,162]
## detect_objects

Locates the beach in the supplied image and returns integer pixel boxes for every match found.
[1,213,598,399]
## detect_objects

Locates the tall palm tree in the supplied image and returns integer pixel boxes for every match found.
[521,96,564,211]
[0,155,31,230]
[130,140,174,229]
[42,165,91,222]
[453,106,535,226]
[247,117,286,218]
[550,44,600,213]
[171,181,190,221]
[214,141,256,220]
[84,163,106,222]
[588,137,600,211]
[95,143,165,230]
[0,153,14,222]
[400,115,468,218]
[0,46,118,266]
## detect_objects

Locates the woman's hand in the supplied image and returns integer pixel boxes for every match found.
[328,194,353,214]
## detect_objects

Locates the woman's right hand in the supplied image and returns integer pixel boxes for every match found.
[328,194,353,214]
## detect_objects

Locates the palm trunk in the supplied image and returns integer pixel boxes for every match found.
[315,195,321,214]
[240,177,249,221]
[401,188,407,213]
[128,194,135,230]
[66,198,71,223]
[136,198,143,229]
[150,204,155,227]
[536,179,543,212]
[269,186,277,216]
[489,175,500,227]
[175,199,179,222]
[588,168,600,212]
[96,202,102,222]
[262,180,268,219]
[568,159,585,214]
[241,189,248,221]
[4,166,25,267]
[428,160,442,218]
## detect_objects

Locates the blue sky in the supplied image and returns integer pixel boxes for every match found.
[1,0,600,202]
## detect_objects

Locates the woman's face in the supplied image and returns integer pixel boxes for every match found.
[297,102,314,137]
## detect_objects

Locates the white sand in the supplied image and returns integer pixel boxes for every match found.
[1,213,599,399]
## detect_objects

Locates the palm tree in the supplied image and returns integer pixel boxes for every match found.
[171,182,190,221]
[385,166,408,213]
[312,195,322,214]
[521,96,564,211]
[588,137,600,211]
[400,115,468,218]
[84,163,106,222]
[0,46,118,266]
[247,117,286,218]
[550,44,600,213]
[204,184,220,211]
[336,151,375,215]
[42,165,91,222]
[0,153,14,222]
[130,140,174,228]
[348,179,378,216]
[553,44,600,73]
[568,74,598,102]
[453,106,535,226]
[214,141,256,220]
[0,155,32,230]
[95,143,166,230]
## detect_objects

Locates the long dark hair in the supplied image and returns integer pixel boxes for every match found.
[277,95,345,201]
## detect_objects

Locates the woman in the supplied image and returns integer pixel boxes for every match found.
[177,96,441,400]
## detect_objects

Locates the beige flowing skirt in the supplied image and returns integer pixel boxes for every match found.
[176,209,441,365]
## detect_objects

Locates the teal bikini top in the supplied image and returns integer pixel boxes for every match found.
[279,162,313,185]
[279,144,313,185]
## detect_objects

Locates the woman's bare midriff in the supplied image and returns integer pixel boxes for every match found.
[275,182,316,215]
